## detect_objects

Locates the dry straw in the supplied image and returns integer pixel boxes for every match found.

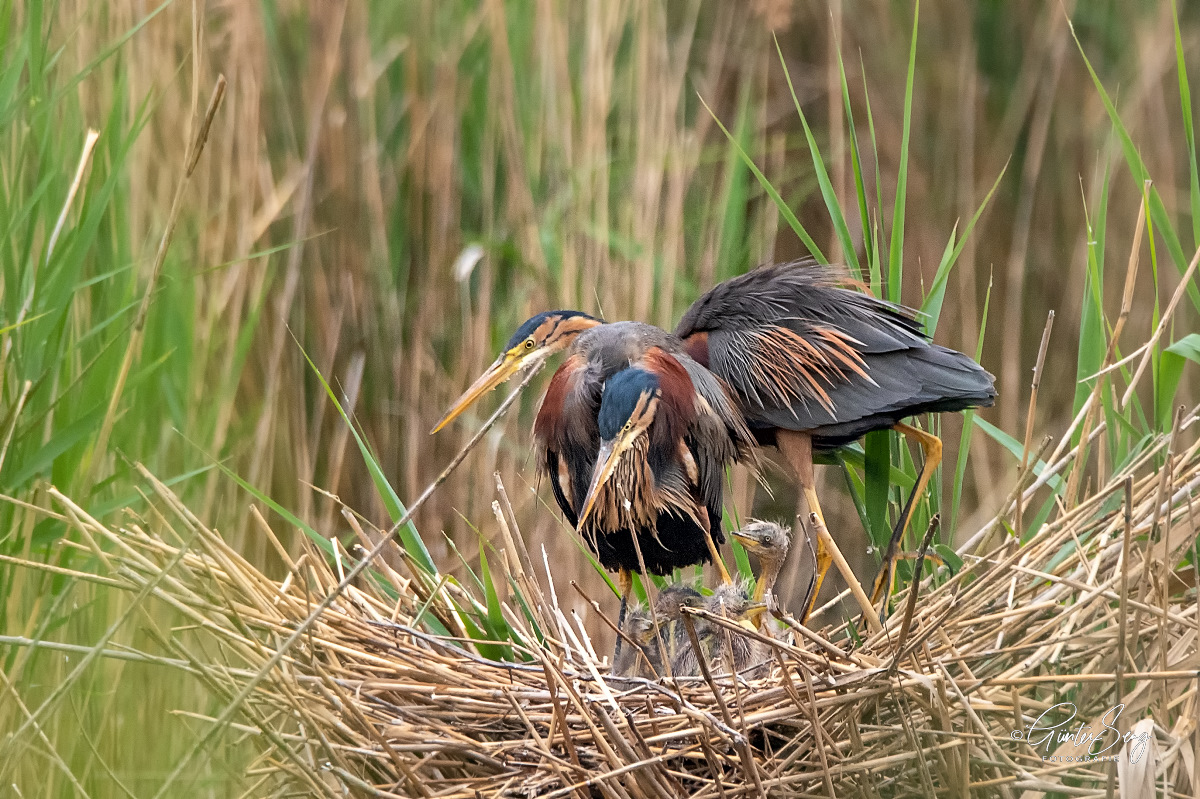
[15,402,1196,797]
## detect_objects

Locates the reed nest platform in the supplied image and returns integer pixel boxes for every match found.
[47,417,1200,798]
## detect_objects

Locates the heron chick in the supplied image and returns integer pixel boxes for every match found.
[652,584,704,675]
[612,584,703,680]
[611,607,661,680]
[731,520,792,620]
[668,522,790,679]
[668,582,768,679]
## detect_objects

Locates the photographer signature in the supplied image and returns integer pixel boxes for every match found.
[1009,703,1152,763]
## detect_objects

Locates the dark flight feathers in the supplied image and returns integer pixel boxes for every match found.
[676,261,996,448]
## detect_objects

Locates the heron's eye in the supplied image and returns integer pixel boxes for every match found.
[623,421,632,432]
[524,338,535,350]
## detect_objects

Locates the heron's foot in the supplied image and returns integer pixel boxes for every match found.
[800,512,832,625]
[614,568,633,660]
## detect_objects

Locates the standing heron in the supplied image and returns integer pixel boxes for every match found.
[675,263,994,607]
[434,261,995,614]
[437,319,755,631]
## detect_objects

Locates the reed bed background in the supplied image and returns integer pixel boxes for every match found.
[2,0,1200,794]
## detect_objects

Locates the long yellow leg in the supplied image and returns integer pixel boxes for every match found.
[699,506,733,585]
[704,530,733,585]
[790,534,819,628]
[777,431,881,632]
[869,422,943,607]
[618,567,633,603]
[614,567,633,661]
[801,504,832,622]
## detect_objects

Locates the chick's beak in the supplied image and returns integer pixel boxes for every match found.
[738,602,768,631]
[730,531,761,553]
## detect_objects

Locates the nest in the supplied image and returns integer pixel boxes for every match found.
[55,417,1200,797]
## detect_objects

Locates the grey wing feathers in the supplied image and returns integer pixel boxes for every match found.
[675,260,913,339]
[748,344,996,445]
[675,354,757,507]
[677,356,756,458]
[677,261,996,440]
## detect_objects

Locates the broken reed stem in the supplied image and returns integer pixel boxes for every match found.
[627,521,674,683]
[3,129,102,366]
[1116,476,1132,713]
[1109,182,1148,355]
[1108,475,1135,798]
[0,380,32,477]
[888,514,940,676]
[46,129,101,265]
[678,613,762,794]
[969,435,1052,555]
[1016,311,1054,539]
[85,76,227,487]
[1064,194,1147,510]
[386,362,546,541]
[1120,245,1200,410]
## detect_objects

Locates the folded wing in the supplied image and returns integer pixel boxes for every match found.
[676,261,996,447]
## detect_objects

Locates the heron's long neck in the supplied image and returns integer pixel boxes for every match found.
[588,441,656,532]
[753,556,783,603]
[557,315,604,350]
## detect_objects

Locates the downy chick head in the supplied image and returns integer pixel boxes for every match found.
[730,520,791,564]
[613,607,661,679]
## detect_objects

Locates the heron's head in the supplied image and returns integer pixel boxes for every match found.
[731,520,791,564]
[576,368,663,531]
[653,584,704,620]
[706,583,765,622]
[431,310,601,433]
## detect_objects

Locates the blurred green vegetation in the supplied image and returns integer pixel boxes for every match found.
[1,0,1198,793]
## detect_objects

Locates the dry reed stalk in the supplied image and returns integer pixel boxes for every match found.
[85,75,226,486]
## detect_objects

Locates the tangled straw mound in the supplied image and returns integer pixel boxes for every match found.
[47,416,1200,797]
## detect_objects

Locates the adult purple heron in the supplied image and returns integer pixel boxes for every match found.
[530,322,756,614]
[433,261,996,616]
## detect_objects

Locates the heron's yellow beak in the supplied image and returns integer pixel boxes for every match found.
[431,349,533,434]
[576,432,638,532]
